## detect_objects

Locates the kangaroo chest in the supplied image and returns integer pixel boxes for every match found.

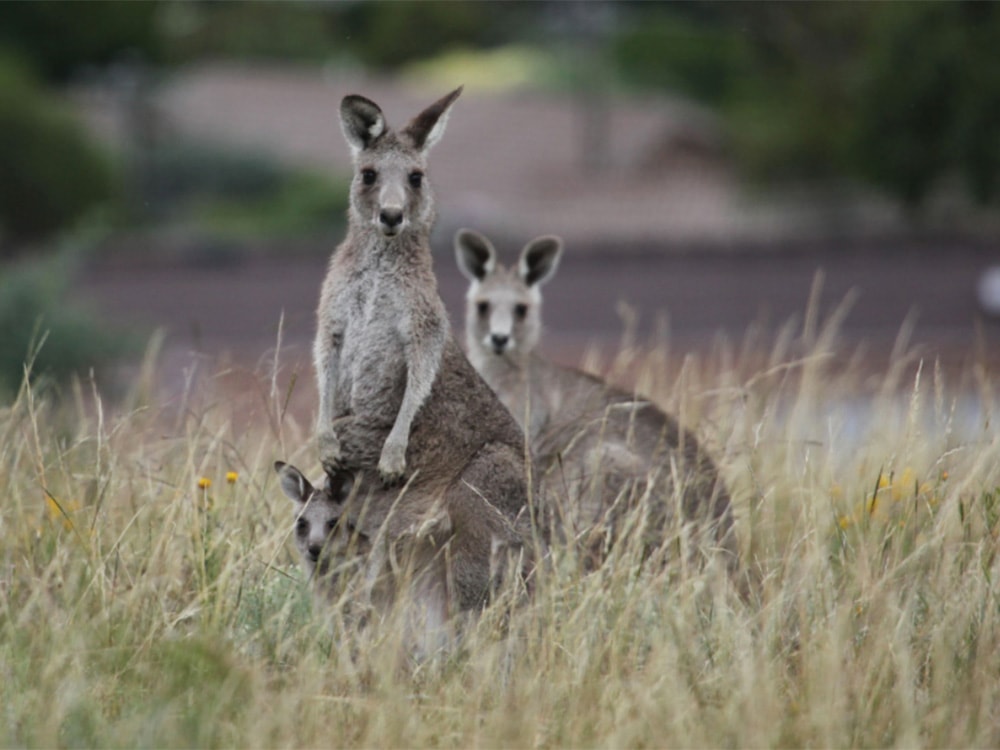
[331,272,407,415]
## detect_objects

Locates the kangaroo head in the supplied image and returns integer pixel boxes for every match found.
[455,229,563,367]
[340,87,462,240]
[274,461,367,580]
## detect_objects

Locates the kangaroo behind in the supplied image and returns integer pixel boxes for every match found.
[456,228,736,571]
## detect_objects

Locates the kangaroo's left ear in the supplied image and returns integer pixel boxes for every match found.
[402,86,463,152]
[518,235,563,287]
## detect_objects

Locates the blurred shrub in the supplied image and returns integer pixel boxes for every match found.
[0,0,161,81]
[0,59,118,250]
[136,139,348,240]
[159,1,529,70]
[0,252,133,398]
[158,2,334,64]
[193,171,348,240]
[612,11,748,106]
[341,1,494,70]
[849,3,1000,206]
[144,141,288,209]
[615,3,1000,208]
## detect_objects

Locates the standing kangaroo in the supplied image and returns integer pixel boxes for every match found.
[304,88,530,620]
[455,228,736,569]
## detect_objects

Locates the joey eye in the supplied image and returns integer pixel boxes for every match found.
[477,301,490,317]
[408,171,423,189]
[296,518,309,536]
[326,518,338,533]
[361,169,377,186]
[514,303,529,320]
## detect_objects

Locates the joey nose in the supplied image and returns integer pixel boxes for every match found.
[307,544,323,562]
[491,333,509,352]
[379,209,403,229]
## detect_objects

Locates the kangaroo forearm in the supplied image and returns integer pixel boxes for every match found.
[390,334,444,443]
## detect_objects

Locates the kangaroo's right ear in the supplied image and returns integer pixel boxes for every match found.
[274,461,313,503]
[518,235,563,287]
[340,94,386,156]
[454,228,497,282]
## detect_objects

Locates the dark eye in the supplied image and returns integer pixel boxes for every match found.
[514,303,528,320]
[326,518,338,533]
[296,518,309,536]
[477,301,490,317]
[409,171,423,189]
[361,169,377,186]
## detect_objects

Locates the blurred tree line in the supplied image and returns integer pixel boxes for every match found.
[613,1,1000,210]
[1,0,999,251]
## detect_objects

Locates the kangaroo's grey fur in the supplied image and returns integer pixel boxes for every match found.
[456,228,736,570]
[308,89,530,617]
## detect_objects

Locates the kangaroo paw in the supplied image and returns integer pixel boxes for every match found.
[317,430,343,471]
[377,439,407,487]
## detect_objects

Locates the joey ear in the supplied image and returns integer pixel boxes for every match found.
[274,461,313,503]
[518,235,563,287]
[340,94,386,156]
[454,228,497,281]
[402,86,462,152]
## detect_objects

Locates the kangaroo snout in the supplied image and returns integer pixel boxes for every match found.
[490,333,510,353]
[307,544,324,562]
[379,208,404,234]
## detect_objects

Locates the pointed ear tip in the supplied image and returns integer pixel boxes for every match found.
[273,460,286,472]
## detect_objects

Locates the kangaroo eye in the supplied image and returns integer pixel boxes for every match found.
[326,518,338,533]
[514,303,528,320]
[361,169,377,186]
[296,518,309,536]
[477,301,490,317]
[408,171,423,189]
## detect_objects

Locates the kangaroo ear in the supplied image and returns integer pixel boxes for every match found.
[455,228,497,282]
[274,461,313,503]
[518,236,563,287]
[340,94,386,156]
[402,86,462,152]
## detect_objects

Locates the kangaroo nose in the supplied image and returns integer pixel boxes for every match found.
[491,334,509,351]
[307,544,323,562]
[379,209,403,229]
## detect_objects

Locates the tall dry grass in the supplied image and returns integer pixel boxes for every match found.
[2,302,998,748]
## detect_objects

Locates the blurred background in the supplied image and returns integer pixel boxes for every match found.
[0,0,998,403]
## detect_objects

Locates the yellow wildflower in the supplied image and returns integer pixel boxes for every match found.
[893,468,915,501]
[226,471,239,484]
[197,477,212,490]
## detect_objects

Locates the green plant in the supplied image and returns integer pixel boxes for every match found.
[192,171,349,240]
[0,250,133,398]
[0,58,118,248]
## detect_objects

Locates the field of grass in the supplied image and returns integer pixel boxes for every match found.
[2,307,998,748]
